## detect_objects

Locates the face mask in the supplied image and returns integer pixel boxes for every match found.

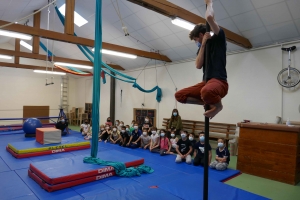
[171,133,175,137]
[160,132,165,137]
[121,130,125,133]
[145,119,149,122]
[218,143,224,148]
[181,134,186,138]
[113,128,117,132]
[200,136,205,142]
[131,123,134,126]
[126,128,129,131]
[101,128,104,131]
[105,127,109,130]
[189,137,193,141]
[196,41,201,48]
[143,132,147,136]
[151,131,156,134]
[107,119,110,122]
[61,119,65,122]
[120,124,123,126]
[134,126,138,130]
[173,112,177,116]
[115,122,119,125]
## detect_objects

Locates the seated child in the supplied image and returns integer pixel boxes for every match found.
[119,126,130,147]
[149,127,160,152]
[193,132,212,166]
[210,138,230,170]
[84,124,103,140]
[80,119,91,136]
[98,125,111,142]
[158,129,172,156]
[175,131,192,164]
[125,125,132,136]
[110,126,121,144]
[136,128,151,149]
[170,129,178,153]
[126,123,141,148]
[188,132,196,156]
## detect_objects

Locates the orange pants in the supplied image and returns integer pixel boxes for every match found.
[175,78,228,105]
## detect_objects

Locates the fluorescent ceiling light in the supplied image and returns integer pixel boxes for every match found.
[54,62,93,69]
[171,17,214,36]
[92,48,137,59]
[20,40,32,51]
[0,55,12,59]
[34,70,66,75]
[59,4,88,27]
[171,17,195,31]
[0,30,32,40]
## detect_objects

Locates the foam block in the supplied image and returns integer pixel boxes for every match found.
[36,128,61,144]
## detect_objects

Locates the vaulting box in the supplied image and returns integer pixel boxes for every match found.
[36,128,61,145]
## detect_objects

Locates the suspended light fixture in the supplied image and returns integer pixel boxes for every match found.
[34,70,66,75]
[54,62,93,69]
[0,55,13,59]
[92,48,137,59]
[0,30,32,40]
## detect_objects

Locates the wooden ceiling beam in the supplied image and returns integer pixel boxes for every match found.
[0,48,125,70]
[127,0,252,49]
[65,0,75,35]
[32,10,41,54]
[0,20,171,62]
[14,38,20,64]
[0,62,63,72]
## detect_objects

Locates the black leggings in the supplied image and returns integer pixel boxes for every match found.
[193,156,204,166]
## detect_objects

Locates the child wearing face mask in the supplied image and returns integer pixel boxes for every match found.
[120,126,130,147]
[175,131,193,164]
[170,129,178,153]
[115,120,120,127]
[210,138,230,170]
[149,127,160,152]
[141,117,153,134]
[157,129,172,156]
[110,126,121,144]
[80,119,91,136]
[126,123,142,148]
[84,124,103,140]
[188,132,197,156]
[130,120,135,132]
[118,121,124,131]
[98,125,111,142]
[168,109,182,135]
[193,132,212,166]
[135,128,151,149]
[105,117,112,127]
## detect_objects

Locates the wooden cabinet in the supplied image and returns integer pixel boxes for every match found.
[237,122,300,185]
[133,108,156,127]
[85,103,92,124]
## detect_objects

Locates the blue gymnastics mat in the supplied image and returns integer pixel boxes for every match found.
[0,171,38,200]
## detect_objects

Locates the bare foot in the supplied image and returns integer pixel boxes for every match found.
[204,102,223,119]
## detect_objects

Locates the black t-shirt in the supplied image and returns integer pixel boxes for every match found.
[194,142,212,158]
[201,28,227,81]
[120,131,129,139]
[176,139,192,155]
[216,147,230,164]
[55,121,68,131]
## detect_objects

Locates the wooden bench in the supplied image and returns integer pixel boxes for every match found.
[162,118,237,147]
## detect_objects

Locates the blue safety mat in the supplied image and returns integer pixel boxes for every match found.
[30,150,143,179]
[15,168,82,200]
[8,136,87,150]
[0,171,39,200]
[0,129,24,135]
[0,130,270,200]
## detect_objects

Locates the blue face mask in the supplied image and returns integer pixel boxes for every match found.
[218,143,224,148]
[197,41,201,48]
[173,112,177,116]
[200,136,205,142]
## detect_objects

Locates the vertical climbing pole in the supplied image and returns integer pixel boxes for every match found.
[203,4,211,200]
[91,0,102,158]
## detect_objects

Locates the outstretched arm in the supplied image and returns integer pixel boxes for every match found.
[205,0,220,35]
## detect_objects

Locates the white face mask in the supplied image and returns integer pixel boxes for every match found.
[189,137,193,141]
[113,128,117,132]
[143,132,147,136]
[120,124,123,126]
[121,130,125,133]
[115,122,119,125]
[171,133,175,137]
[181,134,186,138]
[101,128,104,130]
[145,119,149,122]
[134,126,138,130]
[151,131,156,134]
[160,132,165,137]
[126,128,129,131]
